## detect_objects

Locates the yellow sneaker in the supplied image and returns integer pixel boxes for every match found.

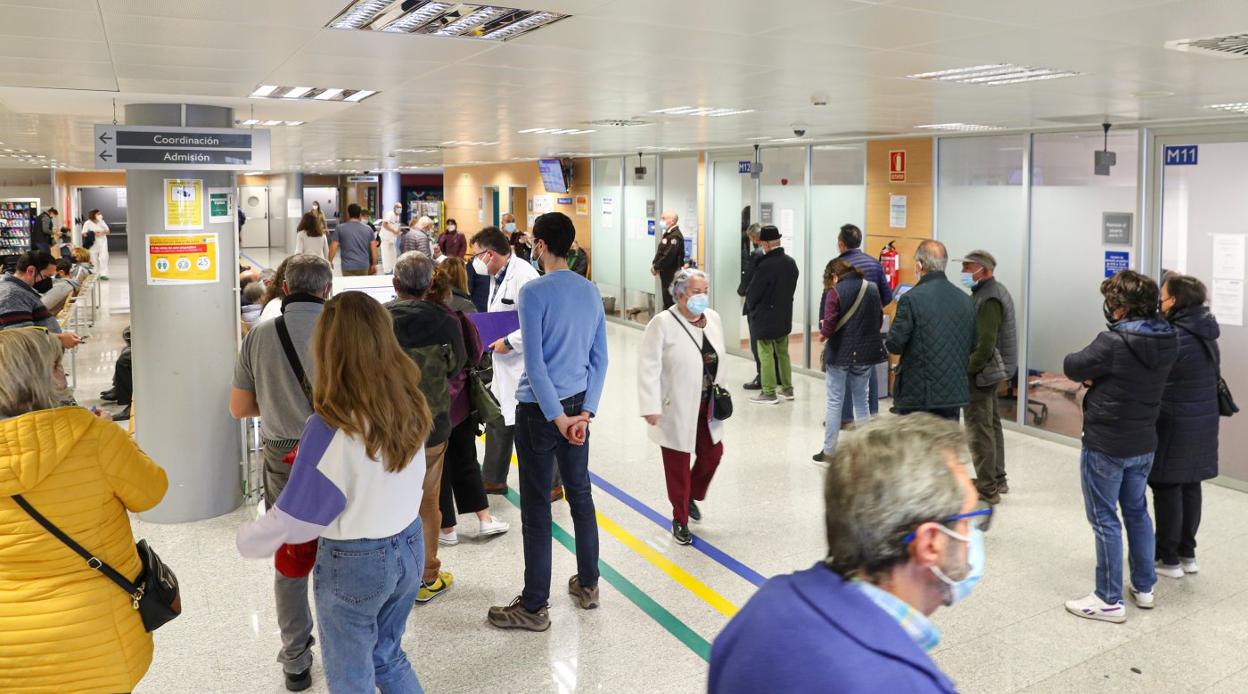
[415,571,453,603]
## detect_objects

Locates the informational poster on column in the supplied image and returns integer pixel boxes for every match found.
[146,232,220,286]
[1212,234,1246,280]
[208,188,231,223]
[164,179,204,230]
[1210,278,1244,327]
[889,194,907,229]
[286,199,302,219]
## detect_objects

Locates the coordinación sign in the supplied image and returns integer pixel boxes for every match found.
[94,124,271,171]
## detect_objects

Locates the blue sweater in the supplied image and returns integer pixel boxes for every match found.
[710,564,958,694]
[838,248,894,307]
[515,270,609,420]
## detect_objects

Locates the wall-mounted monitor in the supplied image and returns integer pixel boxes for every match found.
[538,159,569,194]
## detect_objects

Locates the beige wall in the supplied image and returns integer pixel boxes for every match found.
[443,160,593,251]
[865,137,934,290]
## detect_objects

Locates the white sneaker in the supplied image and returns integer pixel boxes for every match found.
[1182,558,1200,574]
[1129,587,1155,610]
[438,529,459,547]
[479,517,510,537]
[1156,561,1184,579]
[1065,593,1126,623]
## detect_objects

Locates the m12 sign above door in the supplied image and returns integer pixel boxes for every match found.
[1164,145,1198,166]
[889,150,906,182]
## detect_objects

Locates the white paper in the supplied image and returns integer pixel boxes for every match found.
[602,197,614,215]
[889,194,907,229]
[1210,278,1244,327]
[116,188,127,208]
[1212,234,1246,280]
[286,198,302,219]
[779,209,795,249]
[477,209,485,223]
[533,195,554,215]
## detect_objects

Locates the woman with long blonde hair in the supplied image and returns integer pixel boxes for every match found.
[238,291,432,693]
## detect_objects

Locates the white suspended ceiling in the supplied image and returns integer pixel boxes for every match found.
[0,0,1247,173]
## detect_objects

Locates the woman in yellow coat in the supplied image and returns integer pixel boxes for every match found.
[0,327,168,694]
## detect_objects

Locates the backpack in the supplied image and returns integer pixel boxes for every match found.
[83,229,95,249]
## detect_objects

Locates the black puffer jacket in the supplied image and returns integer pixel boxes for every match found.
[744,247,800,341]
[1064,318,1178,458]
[1151,307,1221,484]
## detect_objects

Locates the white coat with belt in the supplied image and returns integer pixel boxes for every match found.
[638,307,727,452]
[489,253,541,426]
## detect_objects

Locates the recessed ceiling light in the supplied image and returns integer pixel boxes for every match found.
[344,89,376,102]
[433,6,507,36]
[518,127,596,135]
[250,85,379,103]
[650,106,755,118]
[393,148,439,153]
[240,119,261,126]
[907,64,1083,86]
[283,87,314,99]
[262,120,283,126]
[914,123,1007,132]
[250,85,279,97]
[329,0,393,29]
[330,1,568,41]
[1205,102,1248,114]
[441,140,498,147]
[315,88,344,101]
[285,121,305,126]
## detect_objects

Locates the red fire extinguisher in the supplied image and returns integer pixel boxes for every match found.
[879,241,900,290]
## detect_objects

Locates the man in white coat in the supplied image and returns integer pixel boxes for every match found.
[638,269,727,545]
[470,226,561,497]
[380,201,403,274]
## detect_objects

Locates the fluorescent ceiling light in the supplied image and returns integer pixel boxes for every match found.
[262,120,283,126]
[441,140,498,146]
[381,1,452,32]
[240,119,260,125]
[481,10,559,40]
[914,123,1006,132]
[907,63,1084,86]
[433,6,508,36]
[315,88,344,100]
[250,85,279,97]
[650,106,754,118]
[344,89,376,102]
[1206,102,1248,113]
[283,87,314,99]
[330,0,394,29]
[518,127,595,135]
[285,121,305,126]
[243,171,265,176]
[250,85,379,103]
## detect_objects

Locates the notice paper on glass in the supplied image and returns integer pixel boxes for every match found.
[890,194,907,229]
[1211,234,1246,280]
[470,311,521,348]
[1210,278,1244,327]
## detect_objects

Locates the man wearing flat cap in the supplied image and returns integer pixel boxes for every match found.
[960,250,1017,505]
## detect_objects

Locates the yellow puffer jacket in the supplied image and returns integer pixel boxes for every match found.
[0,406,168,694]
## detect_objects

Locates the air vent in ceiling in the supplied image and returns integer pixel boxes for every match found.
[1165,33,1248,58]
[821,130,897,138]
[1036,114,1133,125]
[584,119,651,128]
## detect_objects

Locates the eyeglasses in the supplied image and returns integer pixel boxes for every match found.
[902,508,993,545]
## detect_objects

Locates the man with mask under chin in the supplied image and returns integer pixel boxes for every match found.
[710,414,985,694]
[0,250,81,349]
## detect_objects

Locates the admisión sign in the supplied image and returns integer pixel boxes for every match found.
[95,124,270,171]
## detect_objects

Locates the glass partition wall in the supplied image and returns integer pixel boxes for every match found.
[591,157,624,319]
[808,145,866,369]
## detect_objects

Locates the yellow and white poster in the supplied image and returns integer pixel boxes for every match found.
[164,178,204,230]
[146,233,219,285]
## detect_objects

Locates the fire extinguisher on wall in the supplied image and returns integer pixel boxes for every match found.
[879,241,900,290]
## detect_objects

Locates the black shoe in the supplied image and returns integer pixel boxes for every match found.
[285,668,312,692]
[688,500,702,523]
[112,406,131,422]
[99,390,117,402]
[672,520,692,545]
[812,451,827,463]
[742,377,762,391]
[998,481,1010,495]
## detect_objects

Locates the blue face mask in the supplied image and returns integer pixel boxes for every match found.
[931,526,984,605]
[687,293,709,316]
[504,222,517,233]
[959,272,978,289]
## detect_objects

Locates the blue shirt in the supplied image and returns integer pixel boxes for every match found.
[515,270,609,420]
[709,564,957,694]
[335,220,374,271]
[853,579,941,652]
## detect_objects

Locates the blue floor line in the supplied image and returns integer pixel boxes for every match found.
[240,253,267,271]
[587,470,767,588]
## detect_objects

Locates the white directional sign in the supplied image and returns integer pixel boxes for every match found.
[94,124,271,171]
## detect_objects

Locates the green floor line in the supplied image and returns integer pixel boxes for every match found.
[502,488,712,661]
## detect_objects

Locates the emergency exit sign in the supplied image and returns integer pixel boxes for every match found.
[889,150,906,182]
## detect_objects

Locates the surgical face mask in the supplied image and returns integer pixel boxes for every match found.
[504,222,517,233]
[687,293,709,316]
[312,204,319,211]
[447,224,456,232]
[959,272,978,289]
[930,526,984,606]
[472,255,491,276]
[33,273,54,294]
[657,219,668,232]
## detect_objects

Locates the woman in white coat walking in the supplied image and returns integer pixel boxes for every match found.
[81,209,110,280]
[639,269,727,545]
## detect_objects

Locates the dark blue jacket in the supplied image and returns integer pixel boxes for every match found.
[466,260,491,313]
[1152,307,1220,484]
[886,271,977,411]
[822,277,887,368]
[837,248,894,307]
[710,564,958,694]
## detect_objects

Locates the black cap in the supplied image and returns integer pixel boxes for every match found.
[759,225,781,242]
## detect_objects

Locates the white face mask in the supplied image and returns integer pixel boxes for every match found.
[472,255,491,276]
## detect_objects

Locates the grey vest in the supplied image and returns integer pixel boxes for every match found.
[971,277,1018,386]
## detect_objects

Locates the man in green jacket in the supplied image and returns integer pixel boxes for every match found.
[885,240,976,421]
[959,250,1018,505]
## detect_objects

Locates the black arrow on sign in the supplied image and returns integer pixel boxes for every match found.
[98,132,112,144]
[98,151,112,161]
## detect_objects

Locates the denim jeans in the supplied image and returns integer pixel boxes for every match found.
[841,364,880,423]
[824,365,871,455]
[1080,449,1157,604]
[515,392,600,612]
[313,516,425,694]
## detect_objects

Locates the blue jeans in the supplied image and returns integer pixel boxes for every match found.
[313,516,425,694]
[824,365,871,455]
[515,392,600,612]
[841,363,880,423]
[1080,449,1157,604]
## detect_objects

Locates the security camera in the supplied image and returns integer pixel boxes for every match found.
[793,128,807,137]
[811,93,829,107]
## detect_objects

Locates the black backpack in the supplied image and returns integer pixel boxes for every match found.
[83,228,95,249]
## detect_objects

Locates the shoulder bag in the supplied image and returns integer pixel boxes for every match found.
[668,309,733,421]
[1184,328,1238,417]
[273,316,319,577]
[11,494,180,632]
[820,280,870,369]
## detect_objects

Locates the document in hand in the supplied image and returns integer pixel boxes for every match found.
[470,310,520,348]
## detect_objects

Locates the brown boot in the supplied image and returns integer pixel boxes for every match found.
[487,597,550,632]
[568,574,600,609]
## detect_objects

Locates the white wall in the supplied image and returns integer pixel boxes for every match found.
[0,169,53,210]
[939,186,1027,313]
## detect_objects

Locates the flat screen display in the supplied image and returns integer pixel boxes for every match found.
[538,159,568,194]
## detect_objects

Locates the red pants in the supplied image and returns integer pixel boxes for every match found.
[661,400,723,526]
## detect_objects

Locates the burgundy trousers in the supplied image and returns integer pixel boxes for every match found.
[660,400,723,526]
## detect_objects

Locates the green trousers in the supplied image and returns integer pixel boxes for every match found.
[757,337,793,396]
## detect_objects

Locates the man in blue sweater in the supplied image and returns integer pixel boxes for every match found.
[710,415,983,693]
[835,224,892,421]
[487,212,609,632]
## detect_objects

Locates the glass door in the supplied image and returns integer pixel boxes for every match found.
[708,151,757,359]
[1155,132,1248,485]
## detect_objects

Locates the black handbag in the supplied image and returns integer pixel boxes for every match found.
[1182,327,1238,418]
[668,309,733,421]
[11,494,181,632]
